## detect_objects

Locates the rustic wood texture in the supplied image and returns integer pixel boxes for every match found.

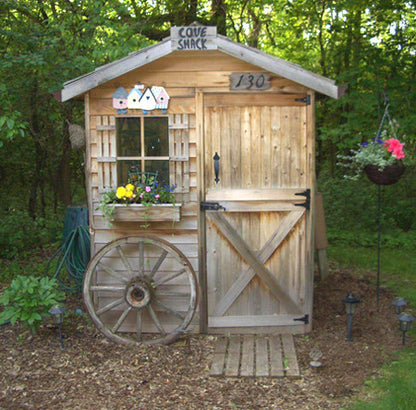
[85,51,316,337]
[169,114,190,193]
[83,235,198,345]
[108,203,181,222]
[60,37,343,101]
[210,334,300,378]
[204,95,312,333]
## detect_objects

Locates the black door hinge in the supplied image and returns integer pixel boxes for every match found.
[293,314,309,325]
[295,95,311,105]
[294,188,311,210]
[200,201,226,211]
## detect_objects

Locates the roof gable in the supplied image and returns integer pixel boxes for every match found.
[56,27,345,102]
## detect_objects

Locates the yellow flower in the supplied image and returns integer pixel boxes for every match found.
[116,186,126,199]
[126,183,135,191]
[124,189,133,198]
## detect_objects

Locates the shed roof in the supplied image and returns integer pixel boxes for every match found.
[56,29,345,102]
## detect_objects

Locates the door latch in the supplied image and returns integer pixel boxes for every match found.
[200,201,226,211]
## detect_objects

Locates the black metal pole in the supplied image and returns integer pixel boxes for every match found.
[347,314,353,341]
[377,184,381,307]
[58,324,65,350]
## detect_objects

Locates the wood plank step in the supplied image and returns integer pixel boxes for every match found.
[209,334,300,378]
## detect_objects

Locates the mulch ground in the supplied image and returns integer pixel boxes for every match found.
[0,263,413,409]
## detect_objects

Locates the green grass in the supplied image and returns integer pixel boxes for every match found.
[328,245,416,303]
[328,242,416,409]
[348,350,416,410]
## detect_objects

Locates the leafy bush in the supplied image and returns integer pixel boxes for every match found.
[0,209,63,258]
[318,169,416,234]
[0,275,65,333]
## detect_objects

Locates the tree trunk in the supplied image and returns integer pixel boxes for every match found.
[56,105,73,207]
[211,0,226,35]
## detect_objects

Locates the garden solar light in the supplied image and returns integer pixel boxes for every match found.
[309,348,323,368]
[392,297,408,314]
[397,312,415,346]
[342,293,360,342]
[49,305,65,350]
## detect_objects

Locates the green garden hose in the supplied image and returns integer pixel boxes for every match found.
[46,225,90,292]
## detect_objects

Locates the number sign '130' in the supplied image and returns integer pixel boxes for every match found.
[230,73,271,90]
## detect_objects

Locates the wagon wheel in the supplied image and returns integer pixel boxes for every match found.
[83,235,198,346]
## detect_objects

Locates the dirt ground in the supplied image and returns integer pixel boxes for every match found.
[0,264,412,409]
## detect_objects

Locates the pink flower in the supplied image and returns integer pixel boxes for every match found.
[140,193,144,198]
[145,186,151,192]
[155,194,160,200]
[384,138,405,160]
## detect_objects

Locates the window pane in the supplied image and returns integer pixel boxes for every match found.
[145,160,169,187]
[144,117,168,157]
[117,118,141,156]
[117,160,142,185]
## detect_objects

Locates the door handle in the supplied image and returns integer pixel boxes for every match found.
[213,152,220,184]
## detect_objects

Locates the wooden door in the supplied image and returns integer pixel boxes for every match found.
[203,93,314,333]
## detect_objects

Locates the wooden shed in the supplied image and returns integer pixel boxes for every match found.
[57,25,344,345]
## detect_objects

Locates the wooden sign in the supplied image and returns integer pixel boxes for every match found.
[171,26,217,50]
[230,73,271,91]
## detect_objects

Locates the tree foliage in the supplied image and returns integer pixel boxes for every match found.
[0,0,414,226]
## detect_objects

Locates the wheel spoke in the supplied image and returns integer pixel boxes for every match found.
[112,306,132,333]
[147,304,166,335]
[153,268,186,287]
[98,262,129,283]
[138,241,144,277]
[91,285,125,292]
[148,250,168,280]
[136,309,142,341]
[155,290,191,297]
[153,298,185,321]
[96,297,125,315]
[117,245,135,277]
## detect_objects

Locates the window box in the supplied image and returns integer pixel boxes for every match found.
[112,203,181,222]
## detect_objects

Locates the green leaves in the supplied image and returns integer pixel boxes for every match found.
[0,275,65,334]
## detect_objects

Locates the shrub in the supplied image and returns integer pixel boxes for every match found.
[0,275,65,333]
[0,209,63,258]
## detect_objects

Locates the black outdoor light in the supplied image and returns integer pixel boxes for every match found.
[397,312,415,346]
[392,297,408,314]
[342,293,360,342]
[49,305,65,349]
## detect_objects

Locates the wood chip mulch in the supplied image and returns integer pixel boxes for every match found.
[0,264,413,409]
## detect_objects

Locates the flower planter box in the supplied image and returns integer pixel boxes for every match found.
[112,203,181,222]
[365,164,405,185]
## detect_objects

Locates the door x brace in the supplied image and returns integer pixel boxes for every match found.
[208,210,305,316]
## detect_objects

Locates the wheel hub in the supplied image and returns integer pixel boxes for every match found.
[125,278,152,308]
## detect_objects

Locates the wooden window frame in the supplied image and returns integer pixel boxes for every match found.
[116,115,169,185]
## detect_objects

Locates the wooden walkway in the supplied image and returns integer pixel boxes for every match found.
[209,334,300,378]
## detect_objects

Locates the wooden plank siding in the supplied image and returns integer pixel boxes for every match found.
[86,51,312,334]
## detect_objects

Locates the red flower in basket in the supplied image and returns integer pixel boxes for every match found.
[384,138,405,160]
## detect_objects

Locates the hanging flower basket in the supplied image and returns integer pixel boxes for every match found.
[364,164,405,185]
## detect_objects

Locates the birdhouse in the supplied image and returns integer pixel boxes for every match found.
[137,87,157,112]
[112,86,128,110]
[127,85,143,109]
